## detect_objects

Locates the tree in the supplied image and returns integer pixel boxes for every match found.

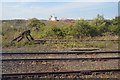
[52,27,64,37]
[63,24,76,37]
[110,16,120,35]
[92,14,105,26]
[112,16,119,25]
[90,14,112,36]
[27,18,45,30]
[74,19,98,37]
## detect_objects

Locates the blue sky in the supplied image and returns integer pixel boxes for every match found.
[2,2,118,20]
[1,0,119,2]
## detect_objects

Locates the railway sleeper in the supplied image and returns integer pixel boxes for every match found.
[80,71,92,75]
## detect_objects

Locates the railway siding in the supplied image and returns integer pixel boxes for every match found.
[2,51,120,59]
[2,53,119,59]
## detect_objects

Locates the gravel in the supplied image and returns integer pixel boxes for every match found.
[2,53,119,59]
[2,59,119,74]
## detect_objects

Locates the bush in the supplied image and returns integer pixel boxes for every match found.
[27,18,45,30]
[73,19,98,37]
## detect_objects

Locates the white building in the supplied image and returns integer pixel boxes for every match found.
[49,15,58,21]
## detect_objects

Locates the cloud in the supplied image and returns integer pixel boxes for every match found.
[1,2,118,20]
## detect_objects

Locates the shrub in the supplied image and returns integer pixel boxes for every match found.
[27,18,45,30]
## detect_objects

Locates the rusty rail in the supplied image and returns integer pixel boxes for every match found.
[2,50,120,54]
[2,69,120,79]
[2,57,120,61]
[35,39,120,42]
[33,39,120,44]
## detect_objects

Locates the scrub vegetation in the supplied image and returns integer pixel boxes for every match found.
[2,14,119,52]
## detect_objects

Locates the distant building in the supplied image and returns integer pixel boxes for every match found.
[48,15,76,22]
[49,15,58,22]
[59,18,76,22]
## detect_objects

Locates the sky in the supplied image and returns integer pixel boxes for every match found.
[1,0,120,2]
[1,0,119,20]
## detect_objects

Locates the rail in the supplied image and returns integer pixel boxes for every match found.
[2,57,120,61]
[2,69,120,78]
[2,50,120,54]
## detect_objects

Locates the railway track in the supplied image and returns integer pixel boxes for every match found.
[33,39,120,44]
[2,50,120,54]
[35,39,120,42]
[2,57,119,74]
[2,50,120,79]
[2,50,120,59]
[2,57,120,61]
[2,69,120,79]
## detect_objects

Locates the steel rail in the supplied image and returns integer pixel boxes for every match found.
[35,39,120,41]
[2,57,120,61]
[2,69,120,77]
[2,50,120,54]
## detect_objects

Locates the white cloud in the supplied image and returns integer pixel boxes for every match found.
[1,2,117,20]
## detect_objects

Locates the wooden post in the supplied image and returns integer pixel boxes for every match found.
[11,30,34,43]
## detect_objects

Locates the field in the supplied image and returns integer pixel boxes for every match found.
[1,18,119,52]
[1,18,120,79]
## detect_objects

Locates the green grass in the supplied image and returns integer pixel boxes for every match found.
[2,29,118,52]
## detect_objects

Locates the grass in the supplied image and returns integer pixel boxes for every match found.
[2,38,118,52]
[2,27,118,52]
[2,20,119,52]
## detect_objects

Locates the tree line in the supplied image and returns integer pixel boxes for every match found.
[27,14,119,38]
